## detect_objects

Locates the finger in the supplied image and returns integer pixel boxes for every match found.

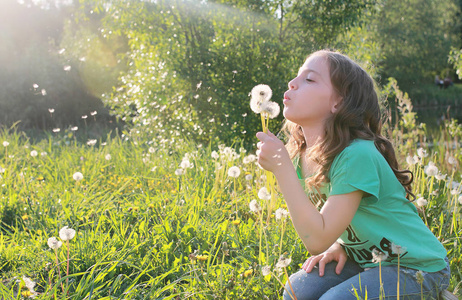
[256,141,263,150]
[318,257,331,277]
[302,258,312,271]
[305,256,322,273]
[335,255,347,275]
[256,132,269,142]
[267,130,277,138]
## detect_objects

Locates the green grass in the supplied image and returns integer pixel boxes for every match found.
[0,115,461,299]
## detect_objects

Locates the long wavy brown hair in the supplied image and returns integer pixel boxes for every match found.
[282,50,414,200]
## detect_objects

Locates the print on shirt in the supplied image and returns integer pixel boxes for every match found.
[342,225,408,264]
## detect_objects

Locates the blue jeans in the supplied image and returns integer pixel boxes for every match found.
[283,258,450,300]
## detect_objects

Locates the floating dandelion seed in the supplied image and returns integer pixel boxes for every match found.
[258,187,271,200]
[424,162,438,177]
[3,141,9,147]
[63,65,71,71]
[87,139,97,146]
[416,197,428,207]
[249,199,261,213]
[262,265,271,276]
[48,108,55,113]
[30,150,38,157]
[47,237,62,250]
[228,166,241,178]
[41,89,47,96]
[372,249,388,263]
[33,83,39,89]
[59,226,76,241]
[73,172,83,181]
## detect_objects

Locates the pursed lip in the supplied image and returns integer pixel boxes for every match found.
[283,92,291,104]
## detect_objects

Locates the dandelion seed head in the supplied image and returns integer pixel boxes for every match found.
[260,101,280,119]
[417,148,428,158]
[424,162,438,177]
[458,194,462,205]
[416,197,428,207]
[87,139,97,146]
[175,168,184,176]
[3,141,9,147]
[71,126,78,131]
[90,111,97,116]
[275,208,289,220]
[22,276,36,292]
[52,128,60,133]
[258,187,271,200]
[63,65,71,71]
[47,237,62,250]
[73,172,83,181]
[391,242,407,255]
[250,84,272,114]
[105,154,112,160]
[448,156,457,165]
[48,108,55,113]
[275,256,291,268]
[30,150,38,157]
[406,155,417,165]
[435,172,446,181]
[59,226,76,241]
[245,174,253,181]
[249,199,261,213]
[262,265,271,276]
[41,89,47,96]
[180,159,192,169]
[228,166,240,178]
[372,249,388,263]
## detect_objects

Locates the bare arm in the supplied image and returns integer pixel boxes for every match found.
[256,131,362,254]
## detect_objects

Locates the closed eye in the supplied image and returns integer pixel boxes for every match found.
[306,78,314,82]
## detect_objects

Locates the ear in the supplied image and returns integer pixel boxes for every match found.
[330,96,343,114]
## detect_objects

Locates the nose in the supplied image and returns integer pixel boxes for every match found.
[288,77,297,90]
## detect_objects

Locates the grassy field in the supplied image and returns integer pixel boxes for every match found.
[0,108,461,299]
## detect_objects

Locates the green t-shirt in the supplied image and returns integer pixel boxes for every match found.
[297,139,447,272]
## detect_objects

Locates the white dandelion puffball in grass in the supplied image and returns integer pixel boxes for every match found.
[275,256,291,268]
[30,150,38,157]
[250,84,272,113]
[47,237,62,250]
[105,154,112,160]
[406,155,417,165]
[458,194,462,205]
[2,141,9,147]
[435,172,446,181]
[211,151,219,159]
[262,265,271,276]
[180,159,192,169]
[249,199,261,213]
[424,162,438,177]
[87,139,97,146]
[175,168,184,176]
[22,276,36,292]
[416,197,428,207]
[59,226,76,241]
[417,147,428,158]
[258,187,271,200]
[228,166,241,178]
[260,101,280,119]
[243,154,256,164]
[73,172,83,181]
[245,174,253,181]
[275,208,289,220]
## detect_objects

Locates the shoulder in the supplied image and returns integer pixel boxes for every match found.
[334,139,379,163]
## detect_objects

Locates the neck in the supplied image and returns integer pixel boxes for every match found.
[301,124,325,148]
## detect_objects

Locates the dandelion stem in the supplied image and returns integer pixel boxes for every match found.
[284,268,297,300]
[397,254,400,300]
[66,240,70,295]
[270,270,296,300]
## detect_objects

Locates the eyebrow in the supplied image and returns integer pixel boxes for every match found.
[298,68,321,76]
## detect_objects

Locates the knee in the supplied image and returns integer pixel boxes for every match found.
[282,271,319,300]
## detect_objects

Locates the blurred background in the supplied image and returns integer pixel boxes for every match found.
[1,0,462,146]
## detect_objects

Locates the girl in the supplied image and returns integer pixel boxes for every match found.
[256,50,450,299]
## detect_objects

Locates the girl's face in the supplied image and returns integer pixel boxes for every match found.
[283,55,341,128]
